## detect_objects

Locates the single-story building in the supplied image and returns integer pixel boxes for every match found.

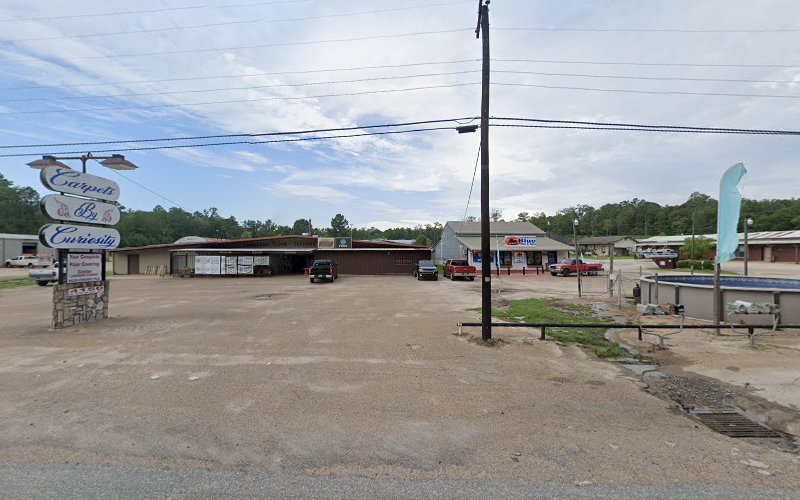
[434,221,573,273]
[110,235,432,276]
[636,231,800,263]
[577,236,638,257]
[0,233,51,263]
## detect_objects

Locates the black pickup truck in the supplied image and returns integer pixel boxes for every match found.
[310,259,338,283]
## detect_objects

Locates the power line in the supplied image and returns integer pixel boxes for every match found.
[491,117,800,134]
[0,126,464,157]
[462,143,481,221]
[0,82,480,116]
[494,58,800,69]
[96,160,193,212]
[0,0,312,23]
[0,59,480,92]
[6,28,473,63]
[0,117,477,148]
[0,70,482,104]
[6,1,472,42]
[493,69,800,85]
[494,26,800,34]
[492,81,800,100]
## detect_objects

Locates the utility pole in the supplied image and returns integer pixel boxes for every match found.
[476,0,492,340]
[691,207,696,275]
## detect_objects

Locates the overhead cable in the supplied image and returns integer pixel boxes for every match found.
[6,1,472,42]
[6,28,473,63]
[492,81,800,100]
[0,59,480,92]
[0,83,480,115]
[0,117,478,149]
[494,58,800,69]
[0,126,463,157]
[0,70,482,104]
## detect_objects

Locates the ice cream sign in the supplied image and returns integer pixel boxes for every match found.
[504,236,537,247]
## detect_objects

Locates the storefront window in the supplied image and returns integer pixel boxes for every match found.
[526,251,542,265]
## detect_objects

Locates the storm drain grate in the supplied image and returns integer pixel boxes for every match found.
[693,412,781,438]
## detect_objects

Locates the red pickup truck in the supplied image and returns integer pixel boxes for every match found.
[549,259,603,277]
[443,259,476,281]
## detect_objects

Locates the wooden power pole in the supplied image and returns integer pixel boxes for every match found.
[476,0,491,340]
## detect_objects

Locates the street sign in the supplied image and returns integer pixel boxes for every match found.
[40,166,120,201]
[40,194,121,226]
[39,224,120,250]
[67,253,103,283]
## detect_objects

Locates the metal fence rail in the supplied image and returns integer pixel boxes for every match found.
[457,321,800,342]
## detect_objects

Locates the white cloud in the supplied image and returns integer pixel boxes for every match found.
[0,0,799,227]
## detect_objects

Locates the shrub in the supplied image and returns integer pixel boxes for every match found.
[702,260,714,270]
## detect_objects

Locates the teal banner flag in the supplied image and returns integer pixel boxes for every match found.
[716,163,747,264]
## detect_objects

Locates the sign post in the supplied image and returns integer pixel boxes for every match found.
[29,153,135,329]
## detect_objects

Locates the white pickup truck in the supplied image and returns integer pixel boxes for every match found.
[28,263,60,286]
[4,255,51,268]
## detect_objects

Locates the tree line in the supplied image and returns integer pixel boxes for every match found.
[1,173,797,248]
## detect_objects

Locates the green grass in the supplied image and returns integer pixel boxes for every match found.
[435,263,444,275]
[0,276,36,289]
[484,298,624,359]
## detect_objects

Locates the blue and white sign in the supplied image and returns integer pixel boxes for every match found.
[41,194,121,226]
[39,224,120,250]
[504,235,537,247]
[40,166,120,201]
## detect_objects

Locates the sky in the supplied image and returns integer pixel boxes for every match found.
[0,0,798,230]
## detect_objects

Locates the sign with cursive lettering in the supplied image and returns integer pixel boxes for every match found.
[40,166,120,201]
[40,194,121,226]
[39,224,120,250]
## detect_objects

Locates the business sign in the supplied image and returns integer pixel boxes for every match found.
[68,285,105,297]
[39,224,120,250]
[336,237,352,248]
[504,235,537,247]
[40,166,120,201]
[41,194,121,226]
[472,251,495,263]
[318,237,335,249]
[67,253,102,283]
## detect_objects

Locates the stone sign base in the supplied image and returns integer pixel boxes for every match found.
[52,280,110,329]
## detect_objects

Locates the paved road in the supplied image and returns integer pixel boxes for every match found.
[2,463,798,499]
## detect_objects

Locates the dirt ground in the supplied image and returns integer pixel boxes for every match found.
[1,270,799,489]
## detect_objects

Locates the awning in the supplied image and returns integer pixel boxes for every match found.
[455,236,573,252]
[169,247,315,254]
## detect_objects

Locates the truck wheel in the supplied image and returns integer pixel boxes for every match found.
[310,278,314,283]
[27,263,33,268]
[469,277,474,281]
[4,263,9,268]
[417,274,421,280]
[550,272,558,276]
[37,281,48,286]
[562,269,571,277]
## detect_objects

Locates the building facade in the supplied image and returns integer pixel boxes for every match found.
[635,231,800,263]
[0,233,51,263]
[434,221,573,272]
[110,235,431,276]
[577,236,639,257]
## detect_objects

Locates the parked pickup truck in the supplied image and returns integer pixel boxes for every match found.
[28,263,60,286]
[309,259,338,283]
[413,260,438,281]
[549,259,603,277]
[5,255,51,268]
[443,259,476,281]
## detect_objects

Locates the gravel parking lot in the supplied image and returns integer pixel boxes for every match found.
[0,272,798,491]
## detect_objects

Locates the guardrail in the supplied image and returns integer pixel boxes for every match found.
[457,321,800,342]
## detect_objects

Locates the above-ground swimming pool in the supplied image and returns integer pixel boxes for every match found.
[639,274,800,323]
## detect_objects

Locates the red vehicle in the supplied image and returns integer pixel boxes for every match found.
[443,259,476,281]
[549,258,603,277]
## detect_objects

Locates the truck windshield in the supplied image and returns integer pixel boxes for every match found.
[450,260,468,266]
